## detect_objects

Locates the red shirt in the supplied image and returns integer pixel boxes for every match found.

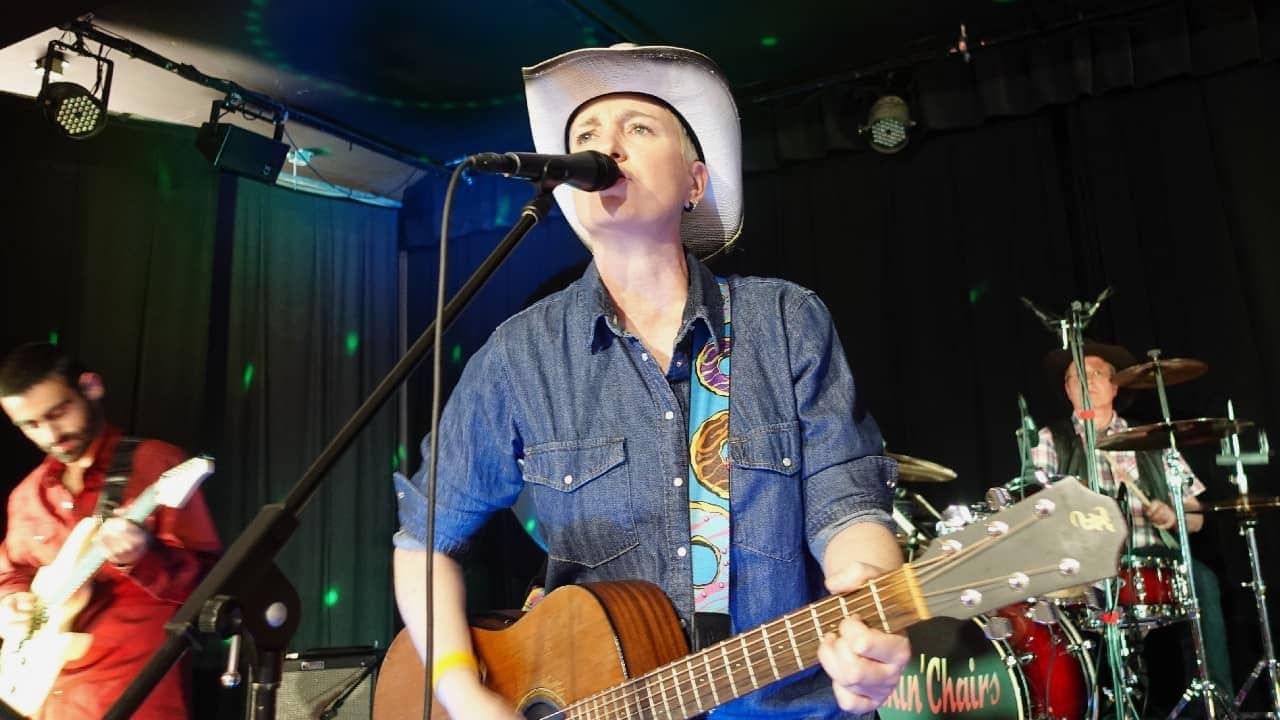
[0,425,222,719]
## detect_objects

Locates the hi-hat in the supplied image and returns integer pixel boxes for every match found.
[886,452,957,483]
[1206,495,1280,514]
[1113,358,1209,389]
[1096,417,1254,451]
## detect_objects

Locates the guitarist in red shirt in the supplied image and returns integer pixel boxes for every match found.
[0,342,222,718]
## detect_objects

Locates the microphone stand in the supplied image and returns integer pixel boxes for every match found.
[1153,353,1236,720]
[1023,290,1138,720]
[102,184,558,720]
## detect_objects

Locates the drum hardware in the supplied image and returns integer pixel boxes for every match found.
[1212,404,1279,719]
[890,485,943,560]
[1031,600,1060,625]
[984,615,1014,641]
[1138,349,1236,720]
[905,488,943,520]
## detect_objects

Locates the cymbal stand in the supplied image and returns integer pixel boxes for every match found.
[891,487,930,561]
[1215,402,1277,719]
[1023,289,1138,720]
[1148,350,1236,720]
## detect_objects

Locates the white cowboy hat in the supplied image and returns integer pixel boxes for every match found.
[522,43,743,257]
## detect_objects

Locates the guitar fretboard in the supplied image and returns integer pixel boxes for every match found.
[564,566,925,720]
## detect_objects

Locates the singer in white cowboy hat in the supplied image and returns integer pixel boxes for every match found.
[392,44,907,719]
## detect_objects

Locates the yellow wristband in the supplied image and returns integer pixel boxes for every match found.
[431,650,478,690]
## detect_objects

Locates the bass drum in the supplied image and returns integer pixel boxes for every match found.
[879,606,1096,720]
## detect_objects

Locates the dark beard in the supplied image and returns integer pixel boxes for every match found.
[45,403,104,463]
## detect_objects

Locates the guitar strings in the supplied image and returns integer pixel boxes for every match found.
[549,574,921,719]
[551,547,986,718]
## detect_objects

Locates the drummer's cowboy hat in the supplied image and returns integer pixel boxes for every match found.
[523,44,743,258]
[1042,341,1139,410]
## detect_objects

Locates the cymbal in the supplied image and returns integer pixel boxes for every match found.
[886,452,957,483]
[1206,495,1280,514]
[1113,358,1209,389]
[1096,417,1254,452]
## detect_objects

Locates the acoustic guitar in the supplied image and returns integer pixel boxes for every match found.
[0,456,214,717]
[373,478,1126,719]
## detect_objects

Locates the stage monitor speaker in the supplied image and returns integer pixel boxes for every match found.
[273,647,381,720]
[195,121,288,184]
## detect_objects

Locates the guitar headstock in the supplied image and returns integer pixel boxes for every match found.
[153,456,214,509]
[911,479,1126,620]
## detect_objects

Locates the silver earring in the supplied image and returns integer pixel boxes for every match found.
[683,200,699,213]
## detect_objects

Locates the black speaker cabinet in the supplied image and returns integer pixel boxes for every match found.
[195,122,289,184]
[274,647,381,720]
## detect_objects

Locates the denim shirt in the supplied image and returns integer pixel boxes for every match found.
[394,253,897,718]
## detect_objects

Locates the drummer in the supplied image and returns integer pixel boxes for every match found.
[1028,341,1233,705]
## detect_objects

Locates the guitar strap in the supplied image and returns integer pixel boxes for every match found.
[686,278,732,649]
[95,437,140,519]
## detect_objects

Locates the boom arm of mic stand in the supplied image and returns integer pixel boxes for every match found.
[103,189,558,720]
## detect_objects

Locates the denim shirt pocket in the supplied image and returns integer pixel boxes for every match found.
[521,437,639,568]
[728,421,804,562]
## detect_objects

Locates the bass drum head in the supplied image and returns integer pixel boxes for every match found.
[878,616,1030,719]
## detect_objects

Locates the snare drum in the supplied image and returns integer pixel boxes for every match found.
[878,606,1096,720]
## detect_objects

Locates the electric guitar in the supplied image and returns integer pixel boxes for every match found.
[0,456,214,717]
[372,478,1127,719]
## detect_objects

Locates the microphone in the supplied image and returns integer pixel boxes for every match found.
[1018,393,1040,447]
[1082,285,1114,321]
[467,150,621,192]
[1020,296,1060,331]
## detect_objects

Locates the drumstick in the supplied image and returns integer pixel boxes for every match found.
[1116,476,1180,546]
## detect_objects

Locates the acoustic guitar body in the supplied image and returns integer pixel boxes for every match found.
[373,580,689,719]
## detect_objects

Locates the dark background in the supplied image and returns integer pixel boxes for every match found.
[2,0,1279,717]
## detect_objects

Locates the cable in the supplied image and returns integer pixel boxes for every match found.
[419,158,472,720]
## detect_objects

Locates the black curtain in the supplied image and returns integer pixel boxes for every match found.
[212,178,401,653]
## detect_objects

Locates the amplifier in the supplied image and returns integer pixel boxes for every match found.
[273,647,382,720]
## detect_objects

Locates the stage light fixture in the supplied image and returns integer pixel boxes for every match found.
[860,95,915,154]
[35,39,113,140]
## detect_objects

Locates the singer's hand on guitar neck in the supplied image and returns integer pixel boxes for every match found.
[818,560,912,715]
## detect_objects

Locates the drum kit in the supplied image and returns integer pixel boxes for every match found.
[881,352,1278,720]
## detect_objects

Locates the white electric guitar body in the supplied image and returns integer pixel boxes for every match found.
[0,456,213,717]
